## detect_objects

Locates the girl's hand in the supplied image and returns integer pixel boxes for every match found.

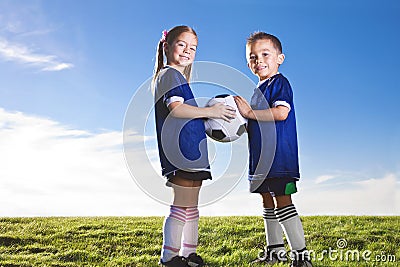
[234,96,253,119]
[209,103,236,122]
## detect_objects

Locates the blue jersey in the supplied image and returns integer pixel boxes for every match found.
[154,67,210,177]
[247,73,300,180]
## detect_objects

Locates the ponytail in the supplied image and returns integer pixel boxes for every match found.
[152,40,165,88]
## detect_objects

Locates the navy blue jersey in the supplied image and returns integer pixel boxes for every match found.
[154,67,210,177]
[247,73,300,180]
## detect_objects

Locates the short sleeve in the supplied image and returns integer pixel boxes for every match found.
[269,75,293,111]
[160,68,187,100]
[273,100,291,111]
[154,67,196,108]
[165,96,184,107]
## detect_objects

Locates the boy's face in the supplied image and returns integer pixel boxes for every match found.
[246,39,285,81]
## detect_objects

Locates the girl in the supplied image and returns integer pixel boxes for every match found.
[153,25,236,267]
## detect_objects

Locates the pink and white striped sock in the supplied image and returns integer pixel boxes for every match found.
[181,207,199,257]
[161,205,186,262]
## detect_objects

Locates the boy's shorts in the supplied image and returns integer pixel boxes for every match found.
[250,177,298,196]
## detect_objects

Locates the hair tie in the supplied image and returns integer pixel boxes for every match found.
[160,30,168,43]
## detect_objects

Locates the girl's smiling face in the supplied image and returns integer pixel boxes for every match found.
[165,32,197,71]
[247,39,285,81]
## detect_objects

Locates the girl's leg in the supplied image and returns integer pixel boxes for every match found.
[181,206,199,257]
[170,176,202,258]
[161,205,186,262]
[161,176,202,262]
[170,176,202,208]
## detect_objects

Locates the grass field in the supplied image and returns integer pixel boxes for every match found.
[0,216,399,266]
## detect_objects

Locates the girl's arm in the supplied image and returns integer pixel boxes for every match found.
[234,96,289,122]
[168,101,236,122]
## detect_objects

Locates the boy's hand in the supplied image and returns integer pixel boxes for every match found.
[234,96,253,119]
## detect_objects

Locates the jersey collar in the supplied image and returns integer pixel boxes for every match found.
[257,72,280,88]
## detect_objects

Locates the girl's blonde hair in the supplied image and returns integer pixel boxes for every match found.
[153,25,198,83]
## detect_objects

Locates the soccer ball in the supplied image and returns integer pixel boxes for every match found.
[204,94,247,142]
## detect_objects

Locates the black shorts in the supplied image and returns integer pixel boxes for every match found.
[166,170,212,181]
[250,177,298,196]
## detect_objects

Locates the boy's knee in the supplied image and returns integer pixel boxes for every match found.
[260,193,274,208]
[274,195,293,208]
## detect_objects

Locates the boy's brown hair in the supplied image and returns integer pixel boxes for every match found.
[246,32,283,54]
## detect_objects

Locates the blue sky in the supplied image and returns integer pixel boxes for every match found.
[0,0,399,216]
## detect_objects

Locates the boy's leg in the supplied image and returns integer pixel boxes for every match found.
[274,195,310,262]
[261,193,286,259]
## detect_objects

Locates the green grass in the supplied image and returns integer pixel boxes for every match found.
[0,216,399,266]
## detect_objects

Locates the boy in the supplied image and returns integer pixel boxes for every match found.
[235,32,312,267]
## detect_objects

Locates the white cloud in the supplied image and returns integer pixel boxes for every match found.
[0,1,73,72]
[315,174,336,184]
[0,108,164,216]
[205,173,400,216]
[295,173,399,215]
[0,108,398,217]
[0,38,73,71]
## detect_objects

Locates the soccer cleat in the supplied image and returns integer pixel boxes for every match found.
[290,248,312,267]
[186,253,205,267]
[290,259,313,267]
[159,255,189,267]
[251,248,288,265]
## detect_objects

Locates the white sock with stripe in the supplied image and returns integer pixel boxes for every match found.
[263,208,286,256]
[181,207,199,257]
[161,205,186,262]
[275,204,308,260]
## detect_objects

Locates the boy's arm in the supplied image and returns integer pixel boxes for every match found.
[234,96,289,121]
